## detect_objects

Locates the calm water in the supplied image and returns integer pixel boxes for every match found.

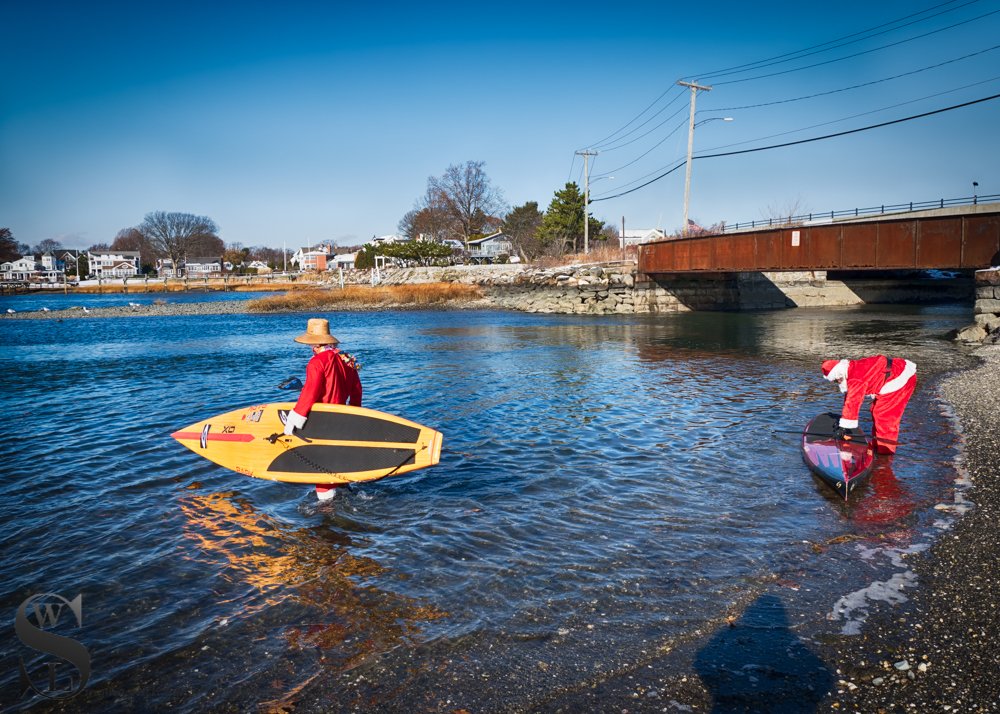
[0,304,976,711]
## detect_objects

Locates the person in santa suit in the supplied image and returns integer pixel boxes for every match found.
[284,318,363,500]
[821,355,917,455]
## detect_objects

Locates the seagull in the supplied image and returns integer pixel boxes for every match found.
[6,308,14,314]
[41,307,50,312]
[128,301,140,311]
[82,306,90,313]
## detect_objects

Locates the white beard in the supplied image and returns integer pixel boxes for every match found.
[838,378,848,394]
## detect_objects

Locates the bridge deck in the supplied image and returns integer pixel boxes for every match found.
[639,209,1000,274]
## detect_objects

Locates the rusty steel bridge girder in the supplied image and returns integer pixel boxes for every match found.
[638,211,1000,275]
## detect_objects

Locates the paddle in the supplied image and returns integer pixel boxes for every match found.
[773,429,903,445]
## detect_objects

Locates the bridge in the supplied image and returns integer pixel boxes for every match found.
[638,204,1000,275]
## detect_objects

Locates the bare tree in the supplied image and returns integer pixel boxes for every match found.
[399,204,452,242]
[763,197,808,226]
[111,227,157,273]
[426,161,507,247]
[32,238,63,255]
[138,211,220,274]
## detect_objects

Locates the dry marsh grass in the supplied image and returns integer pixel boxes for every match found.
[247,283,484,312]
[532,245,638,268]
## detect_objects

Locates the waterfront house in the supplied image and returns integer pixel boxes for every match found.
[1,257,39,281]
[246,260,272,274]
[467,232,513,263]
[291,243,332,270]
[156,258,182,278]
[370,234,409,246]
[185,257,223,278]
[88,250,140,279]
[332,252,356,270]
[57,250,85,277]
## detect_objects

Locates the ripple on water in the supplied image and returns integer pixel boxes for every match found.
[0,306,974,710]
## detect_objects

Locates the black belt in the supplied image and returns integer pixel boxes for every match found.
[883,356,894,380]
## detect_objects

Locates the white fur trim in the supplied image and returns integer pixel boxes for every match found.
[879,359,916,395]
[839,417,859,429]
[824,359,849,382]
[315,486,337,501]
[283,409,308,435]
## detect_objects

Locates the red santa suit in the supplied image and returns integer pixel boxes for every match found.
[821,356,916,455]
[285,347,362,501]
[292,348,362,418]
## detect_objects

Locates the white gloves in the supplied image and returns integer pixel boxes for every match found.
[283,409,308,435]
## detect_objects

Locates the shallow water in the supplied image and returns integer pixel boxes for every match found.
[0,304,976,711]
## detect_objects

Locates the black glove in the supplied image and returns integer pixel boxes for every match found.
[833,427,853,441]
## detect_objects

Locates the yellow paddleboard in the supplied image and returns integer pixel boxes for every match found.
[172,403,442,485]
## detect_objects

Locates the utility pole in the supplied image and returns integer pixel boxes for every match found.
[679,81,711,235]
[576,149,598,254]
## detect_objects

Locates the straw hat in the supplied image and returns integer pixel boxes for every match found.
[294,318,339,345]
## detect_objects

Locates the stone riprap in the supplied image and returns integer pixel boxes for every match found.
[954,267,1000,344]
[340,263,968,315]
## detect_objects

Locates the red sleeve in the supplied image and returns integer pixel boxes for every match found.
[347,367,362,407]
[293,355,325,417]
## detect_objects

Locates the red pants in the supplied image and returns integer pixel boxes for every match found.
[870,375,917,454]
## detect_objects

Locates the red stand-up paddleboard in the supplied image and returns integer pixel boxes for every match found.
[801,412,875,500]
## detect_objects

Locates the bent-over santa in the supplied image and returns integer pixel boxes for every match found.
[821,355,917,455]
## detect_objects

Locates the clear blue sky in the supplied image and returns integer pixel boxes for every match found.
[2,0,998,250]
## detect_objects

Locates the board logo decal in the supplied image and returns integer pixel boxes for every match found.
[277,410,289,426]
[200,425,210,449]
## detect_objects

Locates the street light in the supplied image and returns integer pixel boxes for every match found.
[682,116,733,235]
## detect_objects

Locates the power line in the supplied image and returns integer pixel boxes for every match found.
[594,117,689,180]
[596,104,688,154]
[694,93,1000,158]
[586,89,687,152]
[697,76,1000,154]
[712,8,1000,86]
[685,0,978,81]
[711,44,1000,111]
[591,93,1000,201]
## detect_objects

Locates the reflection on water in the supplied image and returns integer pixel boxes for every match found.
[0,305,974,711]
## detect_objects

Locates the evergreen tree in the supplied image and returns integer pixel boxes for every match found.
[537,183,585,254]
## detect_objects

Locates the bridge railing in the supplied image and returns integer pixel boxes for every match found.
[722,193,1000,233]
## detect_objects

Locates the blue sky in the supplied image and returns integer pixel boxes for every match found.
[2,0,998,250]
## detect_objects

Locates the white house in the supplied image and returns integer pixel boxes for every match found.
[291,243,332,270]
[246,260,272,274]
[621,228,667,247]
[1,257,39,281]
[332,252,357,270]
[185,257,223,278]
[88,250,140,278]
[370,234,409,246]
[467,232,513,262]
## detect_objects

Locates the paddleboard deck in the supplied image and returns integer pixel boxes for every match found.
[172,403,443,485]
[801,412,875,499]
